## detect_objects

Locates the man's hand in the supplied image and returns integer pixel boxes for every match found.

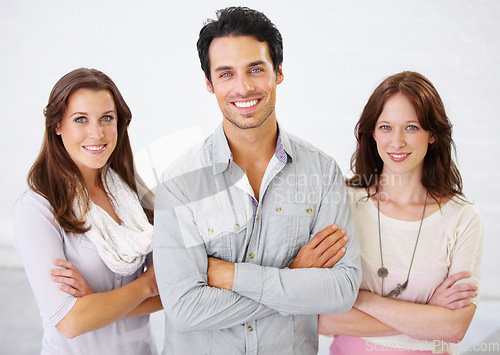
[289,224,348,269]
[428,272,477,310]
[207,257,235,290]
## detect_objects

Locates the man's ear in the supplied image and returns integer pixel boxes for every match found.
[276,64,284,85]
[205,76,214,94]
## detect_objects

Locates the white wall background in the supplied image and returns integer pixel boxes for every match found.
[1,0,499,299]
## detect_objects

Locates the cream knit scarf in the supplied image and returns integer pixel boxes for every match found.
[75,169,153,276]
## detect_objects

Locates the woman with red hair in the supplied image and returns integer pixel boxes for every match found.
[319,71,482,355]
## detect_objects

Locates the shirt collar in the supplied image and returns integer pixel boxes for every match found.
[276,126,295,162]
[211,123,295,175]
[212,123,232,175]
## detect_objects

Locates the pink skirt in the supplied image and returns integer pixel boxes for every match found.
[329,335,449,354]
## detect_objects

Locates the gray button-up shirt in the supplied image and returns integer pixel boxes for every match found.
[154,124,361,355]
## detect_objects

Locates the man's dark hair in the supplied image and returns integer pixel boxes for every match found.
[197,6,283,84]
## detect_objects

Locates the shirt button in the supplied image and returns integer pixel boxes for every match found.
[116,276,121,280]
[276,206,282,212]
[234,224,240,230]
[208,228,214,234]
[306,208,313,214]
[248,326,253,332]
[248,253,255,259]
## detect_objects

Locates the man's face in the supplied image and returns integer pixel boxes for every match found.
[206,35,283,130]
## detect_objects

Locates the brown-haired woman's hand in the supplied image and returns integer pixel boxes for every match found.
[138,263,159,297]
[51,259,95,297]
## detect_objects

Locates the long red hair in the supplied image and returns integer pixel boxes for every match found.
[347,71,463,201]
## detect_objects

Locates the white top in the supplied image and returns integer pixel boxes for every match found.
[14,190,157,355]
[348,186,483,354]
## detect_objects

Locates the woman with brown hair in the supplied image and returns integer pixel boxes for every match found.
[319,71,483,354]
[14,68,161,354]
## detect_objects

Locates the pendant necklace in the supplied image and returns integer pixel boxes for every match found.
[377,191,427,298]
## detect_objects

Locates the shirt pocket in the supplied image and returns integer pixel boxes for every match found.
[264,203,315,268]
[198,211,247,261]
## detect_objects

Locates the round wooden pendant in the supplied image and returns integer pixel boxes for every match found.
[377,267,388,278]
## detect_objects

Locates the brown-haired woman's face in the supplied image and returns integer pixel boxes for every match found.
[55,88,117,179]
[372,93,434,178]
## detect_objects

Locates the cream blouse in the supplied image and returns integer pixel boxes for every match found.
[347,186,483,354]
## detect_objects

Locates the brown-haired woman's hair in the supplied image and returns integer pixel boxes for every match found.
[28,68,153,233]
[347,71,463,201]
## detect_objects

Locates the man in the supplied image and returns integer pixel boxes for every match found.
[154,7,361,354]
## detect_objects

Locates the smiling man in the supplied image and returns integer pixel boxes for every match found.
[153,7,361,354]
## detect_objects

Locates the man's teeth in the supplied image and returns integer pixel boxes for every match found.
[84,145,105,151]
[234,100,258,108]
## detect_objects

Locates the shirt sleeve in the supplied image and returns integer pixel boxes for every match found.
[153,175,277,332]
[13,191,77,326]
[232,159,362,315]
[447,202,484,306]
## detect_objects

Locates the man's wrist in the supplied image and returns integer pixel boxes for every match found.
[223,263,235,290]
[208,258,235,290]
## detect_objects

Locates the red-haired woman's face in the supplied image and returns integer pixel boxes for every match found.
[56,88,117,181]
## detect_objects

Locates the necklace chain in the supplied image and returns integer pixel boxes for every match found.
[377,191,428,297]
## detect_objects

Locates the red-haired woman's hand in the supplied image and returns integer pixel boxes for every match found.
[428,271,477,310]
